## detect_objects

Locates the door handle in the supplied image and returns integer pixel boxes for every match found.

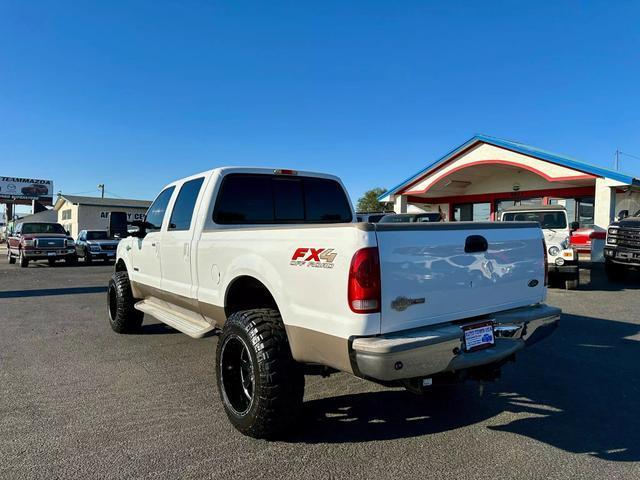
[126,245,131,251]
[151,242,157,247]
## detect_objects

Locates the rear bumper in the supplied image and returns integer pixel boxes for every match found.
[351,304,560,381]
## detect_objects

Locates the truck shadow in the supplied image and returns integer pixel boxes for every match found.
[290,313,640,462]
[575,263,640,292]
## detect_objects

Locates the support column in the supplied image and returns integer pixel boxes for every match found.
[394,195,408,214]
[594,178,616,229]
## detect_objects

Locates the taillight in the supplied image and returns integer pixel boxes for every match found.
[348,247,381,313]
[542,239,549,286]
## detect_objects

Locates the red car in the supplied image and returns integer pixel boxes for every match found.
[20,183,49,196]
[7,222,78,267]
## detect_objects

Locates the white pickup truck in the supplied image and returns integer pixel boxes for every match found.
[107,167,560,438]
[501,205,579,290]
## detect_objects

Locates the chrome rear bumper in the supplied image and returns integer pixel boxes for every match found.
[351,304,560,381]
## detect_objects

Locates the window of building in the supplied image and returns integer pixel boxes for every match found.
[61,209,72,220]
[213,174,352,224]
[169,177,205,231]
[495,198,543,219]
[549,197,594,227]
[453,202,491,221]
[146,187,176,231]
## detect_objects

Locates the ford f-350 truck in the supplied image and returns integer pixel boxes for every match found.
[107,167,560,438]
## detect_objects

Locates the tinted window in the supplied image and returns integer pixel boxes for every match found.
[303,177,351,222]
[214,175,273,224]
[213,174,352,224]
[169,177,205,231]
[87,231,109,240]
[415,213,442,223]
[21,223,66,234]
[503,211,567,229]
[368,214,384,223]
[273,178,304,221]
[146,187,175,231]
[379,215,412,223]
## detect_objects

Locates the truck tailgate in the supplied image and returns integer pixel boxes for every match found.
[374,222,545,334]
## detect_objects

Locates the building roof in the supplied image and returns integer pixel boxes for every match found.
[16,209,58,223]
[379,134,640,201]
[55,194,151,210]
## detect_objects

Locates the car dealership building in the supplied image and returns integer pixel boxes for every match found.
[54,195,151,238]
[379,135,640,230]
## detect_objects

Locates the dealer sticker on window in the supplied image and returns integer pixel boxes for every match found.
[463,321,495,352]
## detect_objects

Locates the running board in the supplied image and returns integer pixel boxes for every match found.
[134,299,216,338]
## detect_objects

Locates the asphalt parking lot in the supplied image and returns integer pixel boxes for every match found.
[1,247,639,479]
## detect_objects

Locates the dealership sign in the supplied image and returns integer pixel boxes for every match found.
[0,177,53,200]
[100,211,146,221]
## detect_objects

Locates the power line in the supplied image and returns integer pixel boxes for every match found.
[619,151,640,162]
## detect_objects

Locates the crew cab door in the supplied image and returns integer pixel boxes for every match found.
[160,176,206,298]
[131,186,175,290]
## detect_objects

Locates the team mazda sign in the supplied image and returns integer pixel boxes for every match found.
[0,177,53,201]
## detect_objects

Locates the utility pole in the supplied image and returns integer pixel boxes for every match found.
[615,149,620,171]
[97,184,105,198]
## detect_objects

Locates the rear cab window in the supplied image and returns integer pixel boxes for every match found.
[213,174,352,224]
[169,177,205,231]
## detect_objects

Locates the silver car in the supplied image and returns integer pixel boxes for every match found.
[76,230,120,264]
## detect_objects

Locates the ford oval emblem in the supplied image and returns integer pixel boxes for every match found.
[528,279,539,288]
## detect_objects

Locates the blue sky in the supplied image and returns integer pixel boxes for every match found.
[1,0,640,214]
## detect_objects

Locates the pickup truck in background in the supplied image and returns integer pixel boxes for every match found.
[7,222,77,267]
[75,230,120,264]
[108,167,560,438]
[604,208,640,279]
[501,205,580,290]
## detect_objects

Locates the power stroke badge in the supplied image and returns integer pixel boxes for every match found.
[290,248,337,269]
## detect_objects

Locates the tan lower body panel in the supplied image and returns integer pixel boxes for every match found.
[130,281,226,327]
[131,281,349,372]
[285,325,353,374]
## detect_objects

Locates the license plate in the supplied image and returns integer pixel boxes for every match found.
[47,252,56,257]
[463,321,495,352]
[106,252,115,256]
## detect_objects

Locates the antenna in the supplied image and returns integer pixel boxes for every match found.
[97,184,105,198]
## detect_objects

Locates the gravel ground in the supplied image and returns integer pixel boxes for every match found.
[1,247,639,479]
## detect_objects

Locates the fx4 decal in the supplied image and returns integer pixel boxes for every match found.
[290,248,337,269]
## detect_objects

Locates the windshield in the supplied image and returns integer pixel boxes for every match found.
[21,223,66,234]
[502,211,567,229]
[87,231,109,240]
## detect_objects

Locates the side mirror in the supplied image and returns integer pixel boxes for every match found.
[129,220,148,238]
[618,210,629,220]
[570,221,579,231]
[66,230,70,236]
[108,211,129,238]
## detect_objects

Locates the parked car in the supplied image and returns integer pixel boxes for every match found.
[20,183,49,196]
[107,167,559,438]
[355,212,392,223]
[76,230,120,264]
[501,205,579,289]
[6,222,77,267]
[379,212,443,223]
[569,226,595,253]
[604,208,640,279]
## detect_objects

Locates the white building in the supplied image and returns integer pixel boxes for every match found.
[54,195,151,239]
[379,135,640,230]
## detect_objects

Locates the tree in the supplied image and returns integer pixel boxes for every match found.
[356,187,389,213]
